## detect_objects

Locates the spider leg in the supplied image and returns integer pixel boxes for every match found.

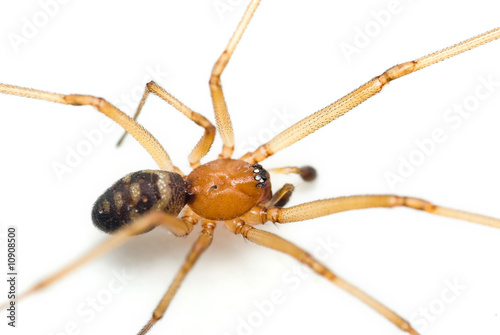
[260,166,316,208]
[138,220,215,335]
[269,165,317,181]
[117,81,215,168]
[0,211,193,310]
[210,0,261,158]
[264,183,295,208]
[225,219,419,335]
[240,27,500,163]
[0,84,177,172]
[242,195,500,229]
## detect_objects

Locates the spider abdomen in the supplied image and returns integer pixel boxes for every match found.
[91,170,187,233]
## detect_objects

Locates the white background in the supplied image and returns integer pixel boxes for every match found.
[1,0,500,334]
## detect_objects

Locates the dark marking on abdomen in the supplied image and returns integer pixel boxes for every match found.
[91,170,187,233]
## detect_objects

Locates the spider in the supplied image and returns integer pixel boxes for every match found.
[1,1,500,334]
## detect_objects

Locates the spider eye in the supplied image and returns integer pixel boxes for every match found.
[252,164,268,188]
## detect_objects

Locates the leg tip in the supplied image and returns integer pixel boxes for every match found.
[299,166,317,181]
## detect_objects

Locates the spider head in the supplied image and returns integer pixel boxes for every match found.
[186,158,272,220]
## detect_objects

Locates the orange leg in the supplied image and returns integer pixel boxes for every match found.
[0,83,177,172]
[210,0,261,158]
[0,211,193,310]
[138,220,215,334]
[240,27,500,163]
[269,165,317,181]
[117,81,215,168]
[225,219,418,335]
[242,194,500,229]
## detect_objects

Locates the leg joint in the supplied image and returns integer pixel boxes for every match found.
[378,61,417,86]
[401,196,437,213]
[209,75,221,88]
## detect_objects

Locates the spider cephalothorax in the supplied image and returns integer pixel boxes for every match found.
[186,158,271,220]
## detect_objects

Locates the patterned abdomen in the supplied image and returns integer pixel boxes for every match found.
[91,170,187,233]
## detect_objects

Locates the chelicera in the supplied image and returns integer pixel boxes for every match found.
[1,1,500,334]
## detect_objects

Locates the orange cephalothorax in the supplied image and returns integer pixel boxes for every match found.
[186,159,272,220]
